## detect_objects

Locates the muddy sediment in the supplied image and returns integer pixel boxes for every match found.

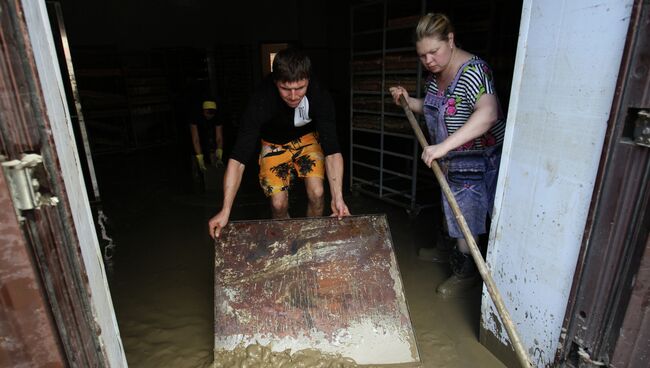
[214,345,357,368]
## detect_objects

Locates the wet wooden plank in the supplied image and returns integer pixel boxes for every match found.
[214,215,420,365]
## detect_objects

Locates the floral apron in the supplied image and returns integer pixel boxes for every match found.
[423,58,502,238]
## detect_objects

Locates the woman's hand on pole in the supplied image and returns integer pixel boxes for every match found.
[389,86,409,106]
[389,86,424,114]
[421,144,449,168]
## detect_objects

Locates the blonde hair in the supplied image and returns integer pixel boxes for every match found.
[415,13,455,42]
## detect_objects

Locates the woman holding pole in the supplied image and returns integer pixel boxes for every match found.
[389,13,506,297]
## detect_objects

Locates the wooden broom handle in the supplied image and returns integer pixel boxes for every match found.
[398,95,532,368]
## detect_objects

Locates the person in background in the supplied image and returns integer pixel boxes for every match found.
[389,13,506,297]
[190,100,224,172]
[208,48,350,238]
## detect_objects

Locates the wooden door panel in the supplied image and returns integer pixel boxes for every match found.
[0,0,109,365]
[0,165,65,368]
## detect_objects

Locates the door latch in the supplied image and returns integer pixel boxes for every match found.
[633,109,650,148]
[1,153,59,221]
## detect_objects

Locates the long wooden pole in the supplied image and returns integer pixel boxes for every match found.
[398,95,532,368]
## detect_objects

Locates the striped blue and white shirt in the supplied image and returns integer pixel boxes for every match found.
[426,57,506,151]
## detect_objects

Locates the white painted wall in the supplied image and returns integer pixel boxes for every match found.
[22,1,128,366]
[481,0,634,366]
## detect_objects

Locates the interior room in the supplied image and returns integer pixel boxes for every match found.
[50,0,521,366]
[3,0,648,368]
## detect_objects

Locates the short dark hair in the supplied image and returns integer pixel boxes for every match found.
[272,48,311,82]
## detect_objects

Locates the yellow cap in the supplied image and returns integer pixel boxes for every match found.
[202,100,217,110]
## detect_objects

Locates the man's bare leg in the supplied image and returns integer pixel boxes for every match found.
[270,191,290,219]
[304,177,325,217]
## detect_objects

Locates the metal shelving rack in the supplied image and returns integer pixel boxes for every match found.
[349,0,435,217]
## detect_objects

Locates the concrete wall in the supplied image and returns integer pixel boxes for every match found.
[22,2,127,366]
[481,0,634,366]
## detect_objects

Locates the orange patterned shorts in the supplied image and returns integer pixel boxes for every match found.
[258,132,325,196]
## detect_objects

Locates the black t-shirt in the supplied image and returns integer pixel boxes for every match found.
[190,110,223,155]
[230,76,340,164]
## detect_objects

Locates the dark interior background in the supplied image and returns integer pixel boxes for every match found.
[51,0,521,203]
[53,0,350,198]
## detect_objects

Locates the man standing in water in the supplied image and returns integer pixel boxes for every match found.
[208,48,350,238]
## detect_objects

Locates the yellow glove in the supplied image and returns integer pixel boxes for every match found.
[215,148,224,166]
[195,154,207,171]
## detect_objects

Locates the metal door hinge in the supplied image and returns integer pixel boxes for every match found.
[633,109,650,148]
[1,153,59,221]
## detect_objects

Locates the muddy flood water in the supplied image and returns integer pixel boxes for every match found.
[100,159,505,368]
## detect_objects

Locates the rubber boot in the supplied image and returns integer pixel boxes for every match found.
[436,248,480,297]
[417,232,455,262]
